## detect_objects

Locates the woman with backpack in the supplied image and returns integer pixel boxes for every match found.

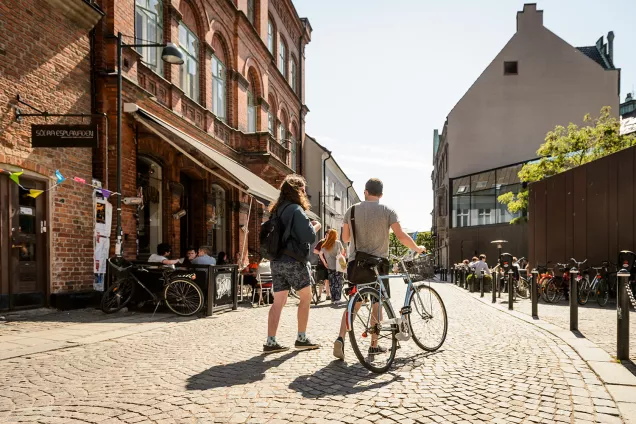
[263,174,321,353]
[320,229,346,304]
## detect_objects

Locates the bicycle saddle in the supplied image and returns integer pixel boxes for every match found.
[592,266,605,271]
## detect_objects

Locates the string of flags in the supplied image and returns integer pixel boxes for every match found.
[0,168,119,199]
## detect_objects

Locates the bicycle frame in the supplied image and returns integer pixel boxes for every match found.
[345,255,430,333]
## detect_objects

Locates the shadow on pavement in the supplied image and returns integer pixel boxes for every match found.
[288,360,403,398]
[186,351,301,391]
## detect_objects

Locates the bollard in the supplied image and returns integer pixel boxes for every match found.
[617,269,630,360]
[492,271,497,303]
[480,270,485,298]
[462,269,466,289]
[531,269,539,318]
[508,269,514,310]
[451,268,454,284]
[569,267,579,331]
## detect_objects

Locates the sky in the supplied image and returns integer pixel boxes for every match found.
[293,0,636,231]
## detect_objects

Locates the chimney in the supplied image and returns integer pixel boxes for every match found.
[516,4,544,32]
[607,31,615,65]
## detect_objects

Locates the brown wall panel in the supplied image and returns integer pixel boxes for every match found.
[528,184,536,268]
[529,146,636,269]
[449,224,527,266]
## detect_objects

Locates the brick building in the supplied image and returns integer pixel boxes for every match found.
[93,0,312,262]
[0,0,103,309]
[0,0,312,310]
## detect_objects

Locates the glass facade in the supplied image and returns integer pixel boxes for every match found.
[451,163,523,228]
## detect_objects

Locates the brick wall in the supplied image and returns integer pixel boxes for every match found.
[0,0,97,292]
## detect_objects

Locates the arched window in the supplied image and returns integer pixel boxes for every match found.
[211,36,227,121]
[136,156,163,259]
[279,111,287,145]
[267,94,276,135]
[278,38,287,76]
[178,21,199,101]
[290,124,298,171]
[267,19,275,55]
[290,58,298,93]
[210,184,227,254]
[247,75,257,133]
[135,0,163,75]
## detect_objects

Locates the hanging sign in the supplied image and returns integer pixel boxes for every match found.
[31,124,98,148]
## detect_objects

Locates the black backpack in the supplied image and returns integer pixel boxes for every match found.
[260,204,293,261]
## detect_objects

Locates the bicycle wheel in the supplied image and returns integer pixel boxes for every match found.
[342,284,350,302]
[409,284,448,352]
[597,279,609,307]
[517,277,530,299]
[348,288,398,374]
[164,278,204,316]
[101,277,136,313]
[288,287,299,299]
[546,278,559,303]
[578,279,590,305]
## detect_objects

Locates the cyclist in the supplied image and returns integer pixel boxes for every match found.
[333,178,425,360]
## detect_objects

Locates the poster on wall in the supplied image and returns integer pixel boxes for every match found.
[94,190,113,291]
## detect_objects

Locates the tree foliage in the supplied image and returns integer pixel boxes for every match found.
[498,107,635,219]
[389,231,435,257]
[415,231,435,253]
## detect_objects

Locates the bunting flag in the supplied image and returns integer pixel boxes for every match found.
[55,170,65,183]
[100,189,111,198]
[9,171,23,186]
[73,176,86,184]
[27,189,44,199]
[412,231,418,241]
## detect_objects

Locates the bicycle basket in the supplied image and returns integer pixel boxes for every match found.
[404,256,434,281]
[108,256,133,279]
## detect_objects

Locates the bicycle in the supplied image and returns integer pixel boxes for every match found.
[515,257,531,300]
[578,262,610,306]
[101,257,204,316]
[345,252,448,374]
[545,262,572,303]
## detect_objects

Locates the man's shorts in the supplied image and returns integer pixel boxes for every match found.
[271,261,311,293]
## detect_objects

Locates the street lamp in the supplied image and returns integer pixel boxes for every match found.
[114,32,184,256]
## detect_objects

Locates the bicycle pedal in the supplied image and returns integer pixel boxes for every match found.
[400,306,412,315]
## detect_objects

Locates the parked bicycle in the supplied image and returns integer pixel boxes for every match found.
[101,257,204,316]
[578,261,610,306]
[345,252,448,373]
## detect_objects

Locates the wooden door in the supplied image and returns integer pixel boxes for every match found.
[6,177,47,309]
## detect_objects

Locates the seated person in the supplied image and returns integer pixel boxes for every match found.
[192,246,216,265]
[242,255,259,293]
[184,246,197,265]
[217,251,228,265]
[148,243,183,267]
[467,254,493,285]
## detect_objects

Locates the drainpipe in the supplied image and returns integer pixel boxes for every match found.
[298,34,304,175]
[322,150,331,238]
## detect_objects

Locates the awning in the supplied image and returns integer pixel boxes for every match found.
[132,107,321,222]
[134,108,279,204]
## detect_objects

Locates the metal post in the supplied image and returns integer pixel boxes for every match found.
[508,269,514,310]
[480,270,485,297]
[492,271,497,303]
[469,271,475,293]
[531,269,538,318]
[115,32,123,257]
[617,270,630,360]
[569,267,579,331]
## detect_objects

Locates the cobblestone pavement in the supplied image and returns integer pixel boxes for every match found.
[487,288,636,364]
[0,281,625,423]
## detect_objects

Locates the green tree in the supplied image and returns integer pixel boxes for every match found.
[415,231,435,253]
[499,107,635,222]
[389,232,409,257]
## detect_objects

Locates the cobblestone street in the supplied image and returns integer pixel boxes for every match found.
[0,281,627,423]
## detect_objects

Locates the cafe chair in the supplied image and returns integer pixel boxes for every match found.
[253,261,273,306]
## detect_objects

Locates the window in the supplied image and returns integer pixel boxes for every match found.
[247,0,255,25]
[178,22,199,101]
[212,55,226,121]
[247,90,256,132]
[331,182,336,207]
[279,123,286,144]
[478,209,492,225]
[504,61,518,75]
[267,20,274,54]
[290,59,297,93]
[268,112,274,135]
[278,40,286,76]
[453,196,470,228]
[135,0,163,75]
[290,134,297,171]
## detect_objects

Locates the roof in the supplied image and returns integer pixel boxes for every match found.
[576,45,614,70]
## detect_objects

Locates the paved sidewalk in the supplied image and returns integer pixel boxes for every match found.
[0,281,627,423]
[449,280,636,423]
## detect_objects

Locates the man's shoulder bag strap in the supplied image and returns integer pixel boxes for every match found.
[350,205,356,251]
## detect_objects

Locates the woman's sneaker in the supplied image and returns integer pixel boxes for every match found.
[368,345,387,356]
[294,339,320,350]
[263,343,289,353]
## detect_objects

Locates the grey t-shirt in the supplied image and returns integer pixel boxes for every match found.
[344,201,399,261]
[321,240,344,270]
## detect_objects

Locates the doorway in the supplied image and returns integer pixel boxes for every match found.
[179,173,194,255]
[136,157,163,260]
[0,174,48,310]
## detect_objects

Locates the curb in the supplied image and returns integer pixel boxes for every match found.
[445,282,636,423]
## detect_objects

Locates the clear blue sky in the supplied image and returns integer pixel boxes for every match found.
[293,0,636,231]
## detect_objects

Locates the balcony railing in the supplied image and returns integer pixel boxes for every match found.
[268,137,289,166]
